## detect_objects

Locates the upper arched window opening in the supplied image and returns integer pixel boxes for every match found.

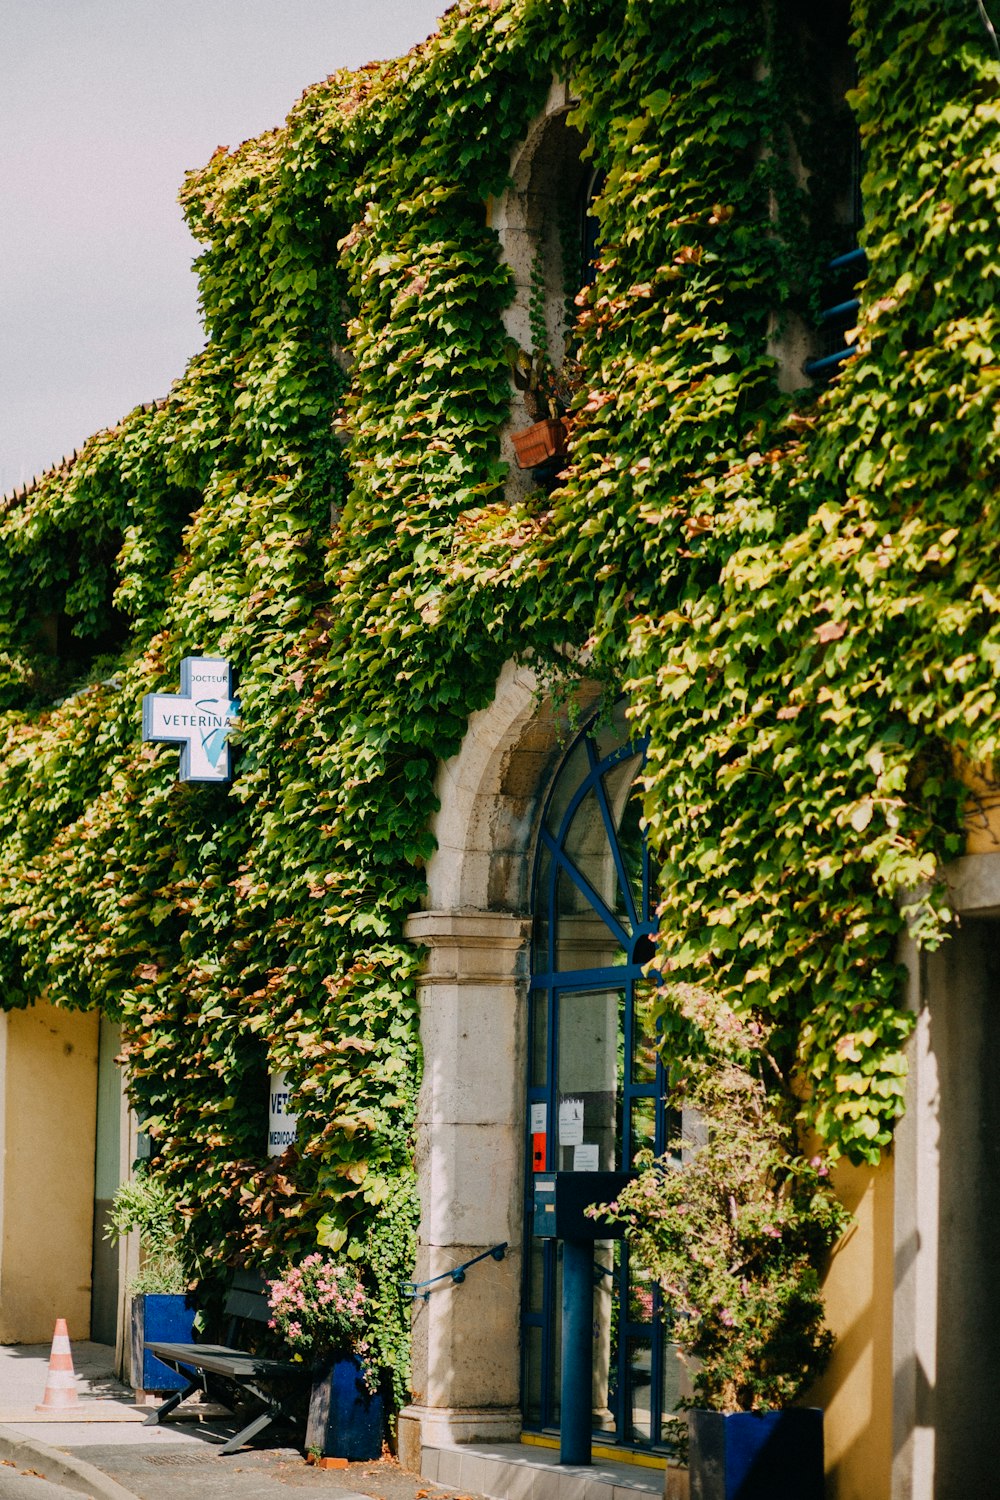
[494,90,599,373]
[493,85,602,477]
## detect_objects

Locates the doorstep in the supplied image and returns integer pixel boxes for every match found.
[420,1440,688,1500]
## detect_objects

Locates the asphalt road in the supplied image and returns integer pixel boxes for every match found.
[50,1438,481,1500]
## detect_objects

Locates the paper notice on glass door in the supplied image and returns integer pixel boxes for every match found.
[573,1143,600,1172]
[558,1097,584,1146]
[530,1102,547,1135]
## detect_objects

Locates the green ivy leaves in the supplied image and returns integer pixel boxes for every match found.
[0,0,996,1418]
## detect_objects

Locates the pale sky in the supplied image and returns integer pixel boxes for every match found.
[0,1,445,496]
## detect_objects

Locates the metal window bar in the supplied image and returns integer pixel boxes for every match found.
[804,247,868,380]
[401,1243,507,1302]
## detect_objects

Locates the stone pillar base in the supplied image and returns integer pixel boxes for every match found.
[397,1405,522,1471]
[664,1465,690,1500]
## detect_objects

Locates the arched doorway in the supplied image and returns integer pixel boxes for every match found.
[522,702,680,1450]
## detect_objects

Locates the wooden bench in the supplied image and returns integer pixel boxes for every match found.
[143,1270,310,1455]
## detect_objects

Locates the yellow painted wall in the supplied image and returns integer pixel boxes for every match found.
[808,1153,894,1500]
[0,1002,99,1343]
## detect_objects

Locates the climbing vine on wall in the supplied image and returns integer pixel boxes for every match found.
[0,0,996,1402]
[523,0,999,1160]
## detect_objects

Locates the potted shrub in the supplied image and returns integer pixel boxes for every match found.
[266,1253,382,1461]
[105,1169,196,1397]
[599,986,848,1500]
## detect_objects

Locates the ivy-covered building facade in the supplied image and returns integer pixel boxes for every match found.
[0,3,997,1498]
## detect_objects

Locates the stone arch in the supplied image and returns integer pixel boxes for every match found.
[425,659,601,914]
[398,661,600,1466]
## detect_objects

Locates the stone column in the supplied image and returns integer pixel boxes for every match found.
[397,909,531,1469]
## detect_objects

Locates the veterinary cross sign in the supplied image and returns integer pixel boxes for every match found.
[142,657,239,783]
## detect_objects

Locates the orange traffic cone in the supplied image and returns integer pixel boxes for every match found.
[36,1318,80,1411]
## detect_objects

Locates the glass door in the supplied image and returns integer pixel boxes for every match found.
[522,704,680,1450]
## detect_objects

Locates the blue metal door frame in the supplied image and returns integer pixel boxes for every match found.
[522,716,672,1450]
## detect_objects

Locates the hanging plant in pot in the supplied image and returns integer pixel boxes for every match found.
[266,1254,382,1462]
[598,987,848,1500]
[508,347,581,470]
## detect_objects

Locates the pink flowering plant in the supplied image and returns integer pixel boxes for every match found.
[266,1254,370,1371]
[599,986,848,1419]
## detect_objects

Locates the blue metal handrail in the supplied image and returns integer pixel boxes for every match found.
[401,1243,507,1302]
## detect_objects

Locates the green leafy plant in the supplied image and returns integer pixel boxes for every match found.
[105,1169,189,1295]
[509,345,582,422]
[511,247,585,422]
[600,986,848,1420]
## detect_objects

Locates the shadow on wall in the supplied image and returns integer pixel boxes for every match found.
[920,919,1000,1496]
[807,1153,894,1500]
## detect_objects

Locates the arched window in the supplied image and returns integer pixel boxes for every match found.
[522,702,680,1450]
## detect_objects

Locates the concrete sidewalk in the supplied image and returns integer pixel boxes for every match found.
[0,1340,480,1500]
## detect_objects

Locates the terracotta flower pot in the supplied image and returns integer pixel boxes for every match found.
[511,417,568,469]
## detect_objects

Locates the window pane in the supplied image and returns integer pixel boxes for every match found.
[660,1333,685,1446]
[530,990,548,1090]
[592,1243,616,1434]
[564,786,632,938]
[627,1337,654,1443]
[590,699,633,764]
[564,788,612,898]
[556,989,622,1172]
[632,978,659,1084]
[544,737,591,838]
[555,864,624,972]
[612,768,645,911]
[527,1238,546,1314]
[616,988,625,1166]
[550,1247,562,1424]
[628,1264,655,1326]
[533,843,553,971]
[630,1094,656,1165]
[523,1323,543,1426]
[602,750,643,826]
[629,1098,659,1164]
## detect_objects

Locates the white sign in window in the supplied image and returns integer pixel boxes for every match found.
[558,1097,584,1146]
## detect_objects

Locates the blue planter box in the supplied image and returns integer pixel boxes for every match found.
[688,1407,824,1500]
[130,1293,197,1394]
[305,1356,383,1460]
